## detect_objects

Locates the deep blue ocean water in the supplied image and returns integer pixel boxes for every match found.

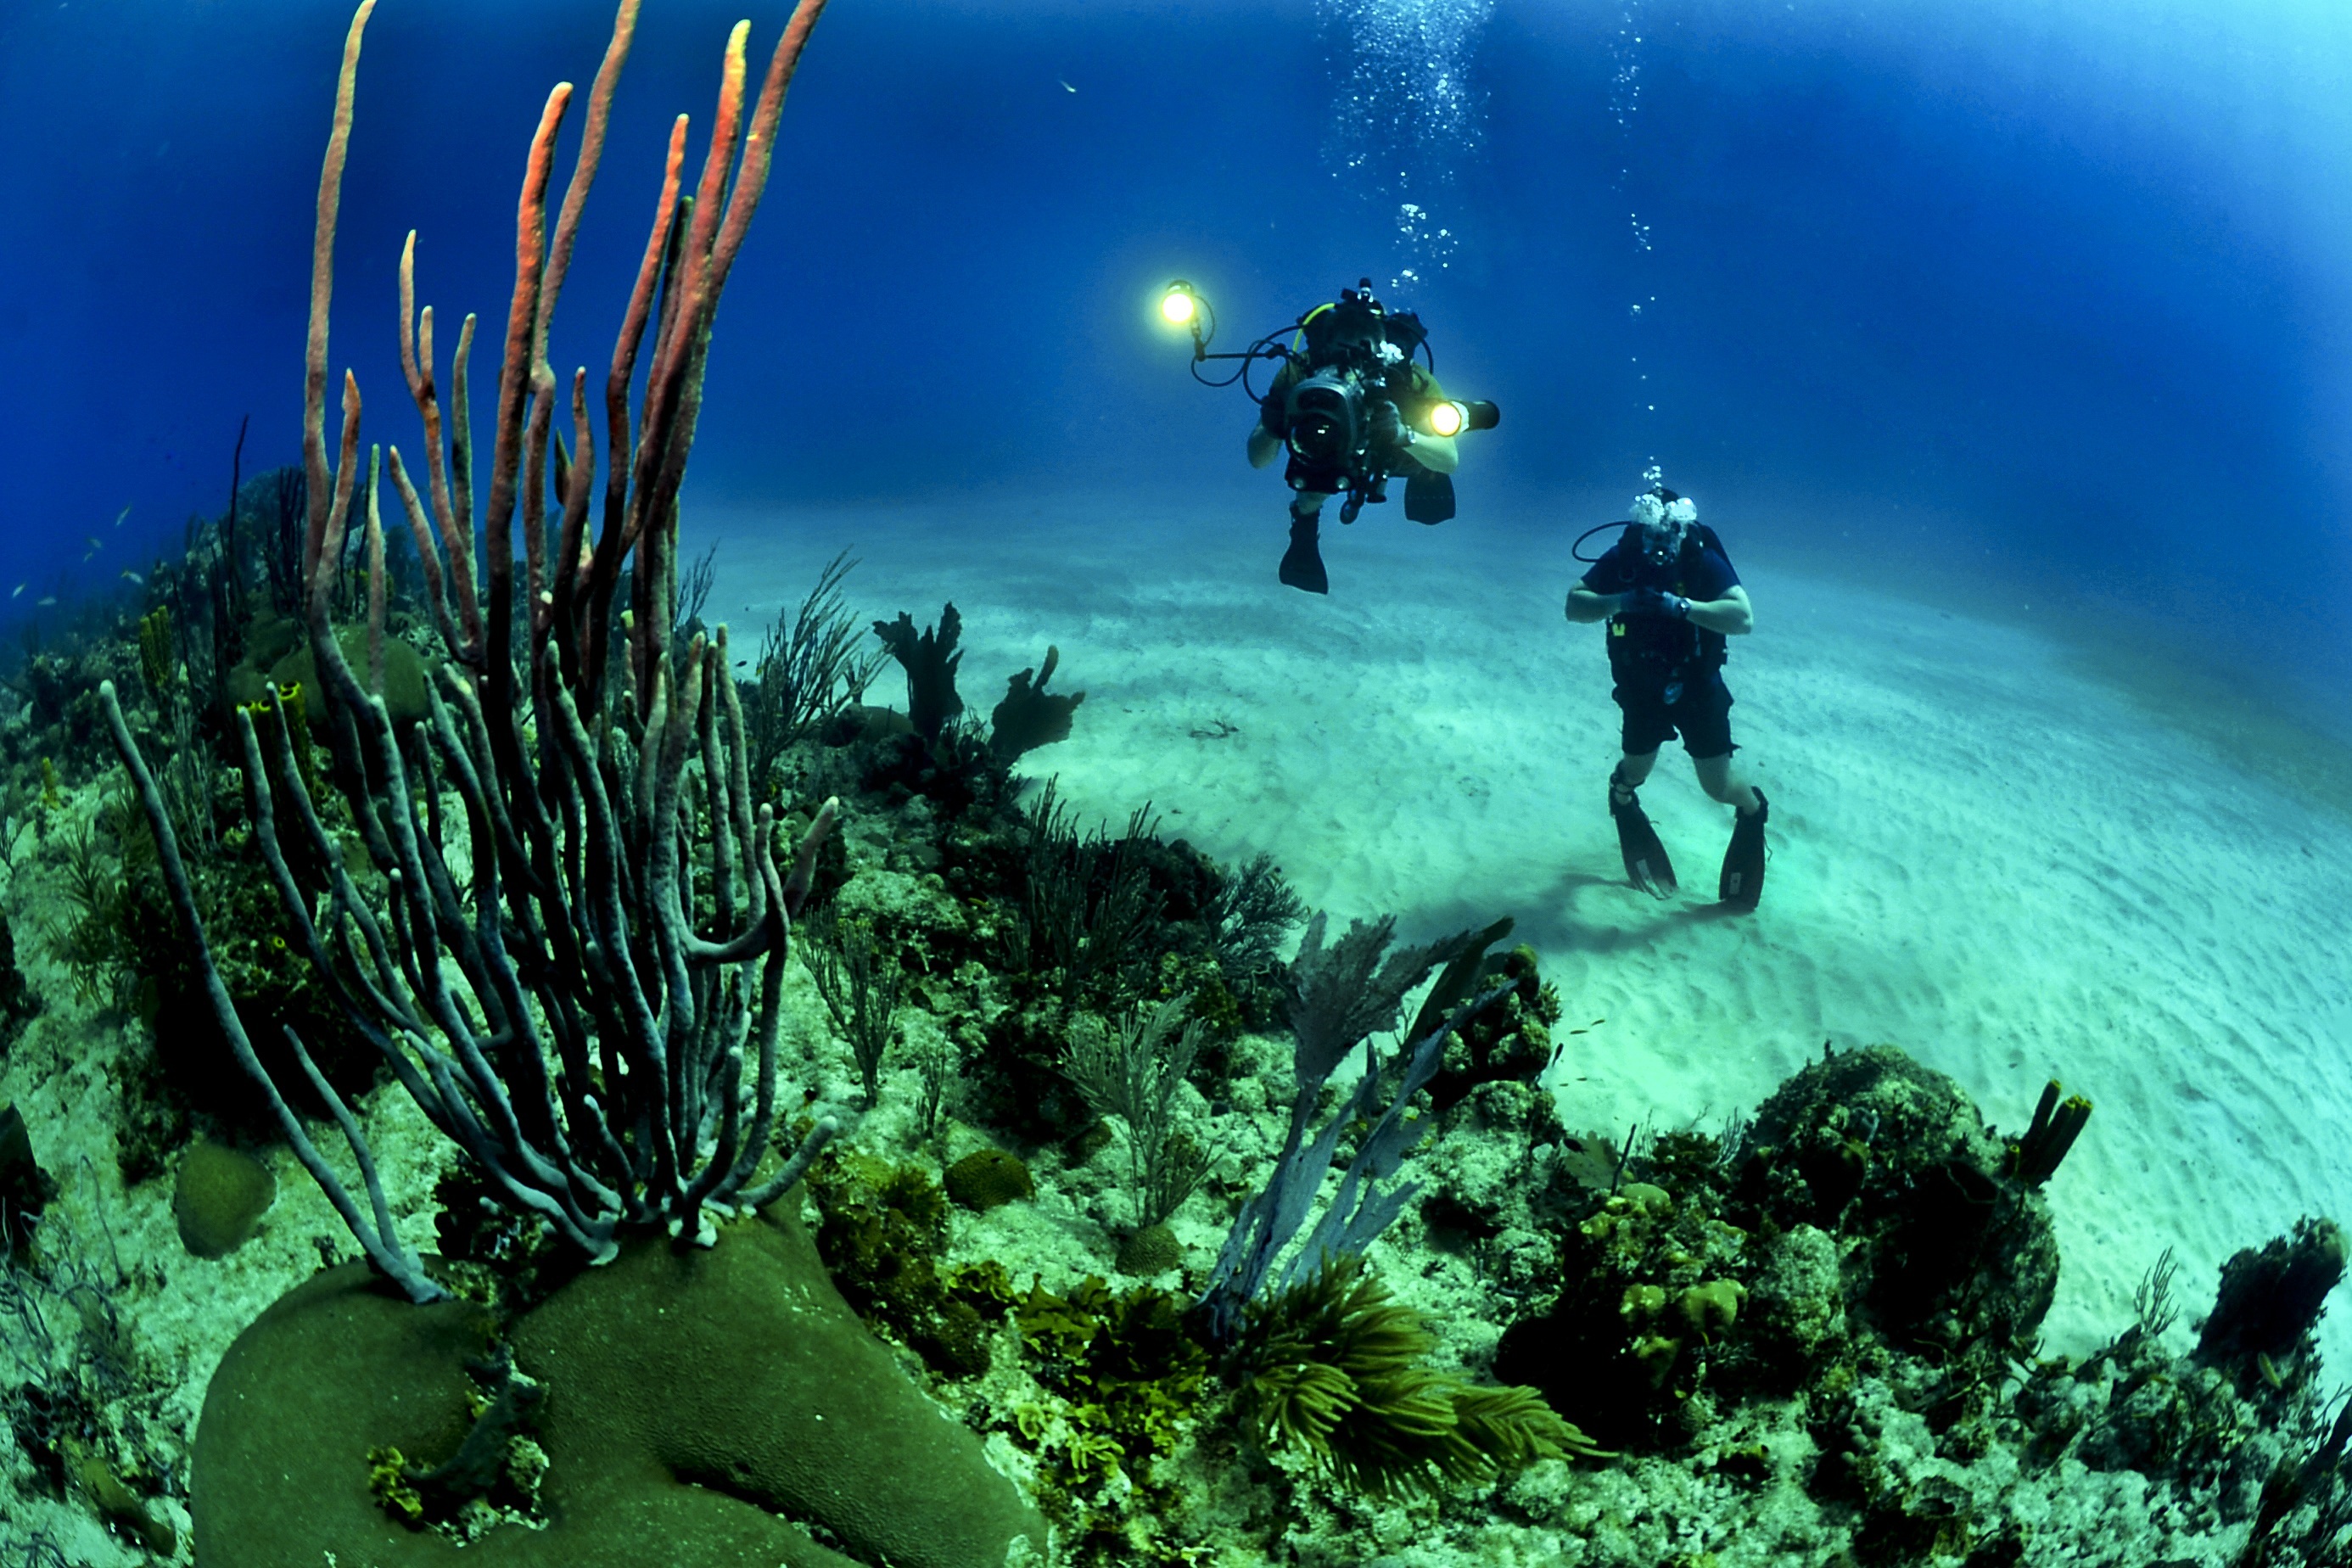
[0,0,2347,727]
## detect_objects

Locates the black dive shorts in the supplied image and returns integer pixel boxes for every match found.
[1614,672,1736,759]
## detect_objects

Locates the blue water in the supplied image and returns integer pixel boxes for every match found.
[1,0,2347,718]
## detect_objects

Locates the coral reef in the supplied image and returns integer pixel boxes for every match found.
[809,1151,1016,1379]
[1495,1044,2064,1456]
[1,1203,182,1561]
[1011,1274,1212,1554]
[105,0,848,1300]
[1063,994,1211,1235]
[0,8,2340,1563]
[2196,1218,2348,1397]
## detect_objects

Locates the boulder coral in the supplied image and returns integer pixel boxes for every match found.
[192,1201,1042,1565]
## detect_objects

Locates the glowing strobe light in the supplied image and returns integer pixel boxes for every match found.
[1426,400,1466,438]
[1160,280,1197,326]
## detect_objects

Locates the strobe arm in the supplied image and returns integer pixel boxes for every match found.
[1195,343,1288,365]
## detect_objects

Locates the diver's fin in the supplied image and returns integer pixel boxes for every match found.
[1279,514,1329,595]
[1610,776,1677,899]
[1403,468,1454,524]
[1718,788,1769,911]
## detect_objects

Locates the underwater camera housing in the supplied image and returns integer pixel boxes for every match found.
[1162,275,1498,524]
[1282,367,1366,471]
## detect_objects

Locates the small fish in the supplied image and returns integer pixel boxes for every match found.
[8,584,20,599]
[121,569,143,586]
[1058,77,1076,92]
[114,506,130,527]
[86,535,103,552]
[36,596,56,608]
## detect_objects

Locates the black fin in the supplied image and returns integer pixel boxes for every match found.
[1279,515,1329,595]
[1719,788,1769,910]
[1403,469,1454,524]
[1610,785,1677,899]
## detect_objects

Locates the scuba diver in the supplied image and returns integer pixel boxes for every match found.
[1158,277,1498,595]
[1564,479,1770,910]
[1245,284,1460,594]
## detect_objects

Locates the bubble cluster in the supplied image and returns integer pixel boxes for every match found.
[1611,0,1651,255]
[1609,2,1645,145]
[1614,1,1659,418]
[1314,0,1495,287]
[1393,200,1456,284]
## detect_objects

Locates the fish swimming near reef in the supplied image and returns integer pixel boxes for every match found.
[8,585,20,599]
[114,506,130,527]
[36,596,56,608]
[121,570,143,587]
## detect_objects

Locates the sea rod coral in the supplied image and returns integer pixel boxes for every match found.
[97,2,1045,1561]
[103,0,841,1302]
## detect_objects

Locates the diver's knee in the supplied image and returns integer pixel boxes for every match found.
[1692,755,1739,799]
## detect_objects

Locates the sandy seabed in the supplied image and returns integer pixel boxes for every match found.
[701,489,2352,1374]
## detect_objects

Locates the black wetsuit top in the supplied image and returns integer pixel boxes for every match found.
[1577,524,1741,693]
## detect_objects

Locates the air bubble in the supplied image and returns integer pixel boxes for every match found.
[1318,0,1494,282]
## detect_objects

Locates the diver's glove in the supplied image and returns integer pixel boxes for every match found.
[1625,587,1691,619]
[1369,400,1410,447]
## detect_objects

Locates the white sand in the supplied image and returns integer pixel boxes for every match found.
[697,492,2352,1370]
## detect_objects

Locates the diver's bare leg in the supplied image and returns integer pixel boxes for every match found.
[1614,749,1660,793]
[1692,752,1761,816]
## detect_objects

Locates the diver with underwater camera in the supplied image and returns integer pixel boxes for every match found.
[1160,277,1499,593]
